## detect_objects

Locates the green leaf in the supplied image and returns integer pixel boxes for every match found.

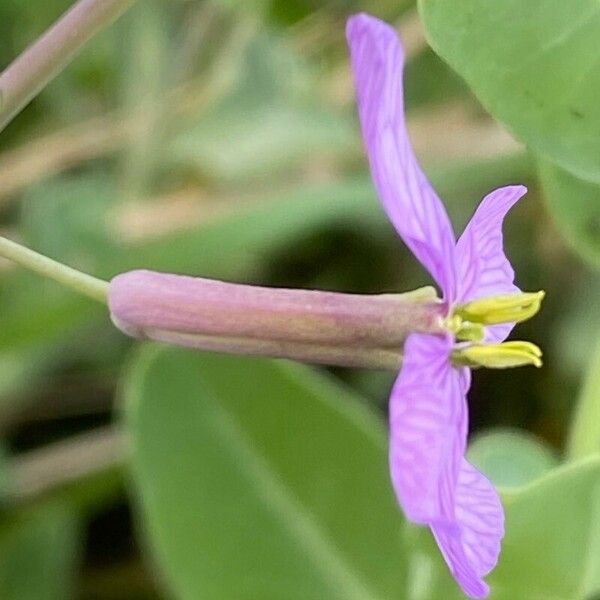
[0,505,81,600]
[581,487,600,600]
[540,160,600,269]
[494,459,600,599]
[123,346,407,600]
[567,337,600,460]
[467,428,558,489]
[419,0,600,183]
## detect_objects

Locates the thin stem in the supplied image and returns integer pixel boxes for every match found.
[0,0,136,133]
[0,235,108,303]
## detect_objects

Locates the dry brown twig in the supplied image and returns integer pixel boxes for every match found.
[8,426,126,503]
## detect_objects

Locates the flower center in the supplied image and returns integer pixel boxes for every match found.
[446,316,486,342]
[446,291,545,369]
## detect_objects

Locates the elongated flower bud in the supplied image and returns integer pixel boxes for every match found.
[108,270,445,370]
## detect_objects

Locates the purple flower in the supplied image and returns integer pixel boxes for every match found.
[347,13,543,598]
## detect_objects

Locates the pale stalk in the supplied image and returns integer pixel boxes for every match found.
[0,235,108,303]
[0,0,136,133]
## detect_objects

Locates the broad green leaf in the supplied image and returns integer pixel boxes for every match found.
[419,0,600,183]
[493,459,600,599]
[468,428,558,489]
[540,161,600,269]
[0,505,80,600]
[123,346,408,600]
[567,337,600,460]
[408,457,600,600]
[581,488,600,600]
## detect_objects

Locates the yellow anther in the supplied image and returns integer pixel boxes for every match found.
[455,291,545,326]
[452,341,543,369]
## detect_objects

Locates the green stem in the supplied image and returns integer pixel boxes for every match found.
[0,235,108,303]
[567,338,600,461]
[0,0,136,133]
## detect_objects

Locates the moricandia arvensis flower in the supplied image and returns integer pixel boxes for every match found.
[346,13,544,599]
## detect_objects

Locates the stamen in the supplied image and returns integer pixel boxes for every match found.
[443,314,485,342]
[451,341,543,369]
[455,291,545,325]
[455,321,485,343]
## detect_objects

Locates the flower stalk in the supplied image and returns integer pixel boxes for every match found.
[0,235,108,303]
[0,0,136,133]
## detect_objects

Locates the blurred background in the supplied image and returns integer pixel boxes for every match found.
[0,0,599,598]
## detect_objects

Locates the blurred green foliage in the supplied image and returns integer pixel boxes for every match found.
[1,0,600,598]
[419,0,600,183]
[0,505,80,600]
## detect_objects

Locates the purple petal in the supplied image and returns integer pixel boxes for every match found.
[389,333,469,523]
[347,14,457,300]
[455,185,527,342]
[430,460,504,599]
[453,461,504,577]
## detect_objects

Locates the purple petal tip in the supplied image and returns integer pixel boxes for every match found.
[346,13,406,68]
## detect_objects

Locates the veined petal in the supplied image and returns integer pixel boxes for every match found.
[347,14,457,300]
[454,461,504,578]
[389,333,468,523]
[431,460,504,599]
[456,185,527,342]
